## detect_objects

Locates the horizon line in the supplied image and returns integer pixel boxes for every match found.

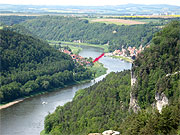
[0,3,180,7]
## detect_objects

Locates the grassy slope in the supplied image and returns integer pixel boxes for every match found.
[88,62,107,78]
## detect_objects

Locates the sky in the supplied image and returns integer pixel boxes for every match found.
[0,0,180,6]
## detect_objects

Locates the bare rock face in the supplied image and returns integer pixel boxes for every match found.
[129,65,140,113]
[131,73,136,87]
[89,130,120,135]
[129,91,140,113]
[88,133,102,135]
[155,92,168,113]
[102,130,120,135]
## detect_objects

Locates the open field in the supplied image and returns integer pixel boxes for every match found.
[131,19,161,23]
[109,15,180,18]
[83,15,180,25]
[61,45,82,54]
[90,18,146,25]
[48,40,109,52]
[49,41,82,54]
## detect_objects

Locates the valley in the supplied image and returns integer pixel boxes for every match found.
[0,4,180,135]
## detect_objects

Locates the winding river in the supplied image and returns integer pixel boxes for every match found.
[0,46,131,135]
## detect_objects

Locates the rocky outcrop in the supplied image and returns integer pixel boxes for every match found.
[131,69,136,87]
[129,91,140,113]
[155,92,168,113]
[129,64,140,113]
[88,133,102,135]
[89,130,120,135]
[102,130,120,135]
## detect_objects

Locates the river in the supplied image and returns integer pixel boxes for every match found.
[0,46,131,135]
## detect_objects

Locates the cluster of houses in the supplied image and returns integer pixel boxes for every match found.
[105,45,144,59]
[60,48,92,66]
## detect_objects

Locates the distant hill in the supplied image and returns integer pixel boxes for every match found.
[20,16,159,50]
[0,4,180,15]
[0,16,36,25]
[3,24,36,37]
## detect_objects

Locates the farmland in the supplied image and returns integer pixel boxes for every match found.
[88,18,146,25]
[85,15,180,25]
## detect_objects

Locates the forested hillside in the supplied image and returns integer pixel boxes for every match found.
[0,30,92,103]
[120,103,180,135]
[0,16,36,26]
[20,16,159,51]
[4,24,36,37]
[44,71,131,135]
[133,20,180,108]
[43,21,180,135]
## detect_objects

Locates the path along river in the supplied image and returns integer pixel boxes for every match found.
[0,45,131,135]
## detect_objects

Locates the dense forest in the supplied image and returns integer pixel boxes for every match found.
[19,16,159,51]
[43,21,180,135]
[120,103,180,135]
[4,24,36,37]
[0,30,92,103]
[0,16,36,26]
[44,71,131,135]
[133,20,180,108]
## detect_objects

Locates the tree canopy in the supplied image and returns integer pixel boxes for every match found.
[133,20,180,108]
[0,30,92,103]
[43,21,180,135]
[44,71,131,135]
[19,16,159,51]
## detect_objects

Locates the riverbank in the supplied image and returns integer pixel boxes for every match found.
[48,40,109,53]
[0,62,107,110]
[40,130,49,135]
[111,55,133,63]
[0,79,90,110]
[88,61,107,78]
[0,99,24,110]
[40,62,107,135]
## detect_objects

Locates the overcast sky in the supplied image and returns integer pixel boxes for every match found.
[1,0,180,6]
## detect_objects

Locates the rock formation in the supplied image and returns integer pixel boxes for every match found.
[155,92,168,113]
[129,63,140,113]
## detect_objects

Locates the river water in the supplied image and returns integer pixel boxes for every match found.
[0,46,131,135]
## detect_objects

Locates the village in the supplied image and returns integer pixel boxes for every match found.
[59,47,93,66]
[60,44,145,64]
[104,45,144,60]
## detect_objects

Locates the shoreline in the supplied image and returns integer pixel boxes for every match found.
[0,80,90,110]
[0,62,107,110]
[0,81,88,110]
[0,99,24,110]
[110,55,133,63]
